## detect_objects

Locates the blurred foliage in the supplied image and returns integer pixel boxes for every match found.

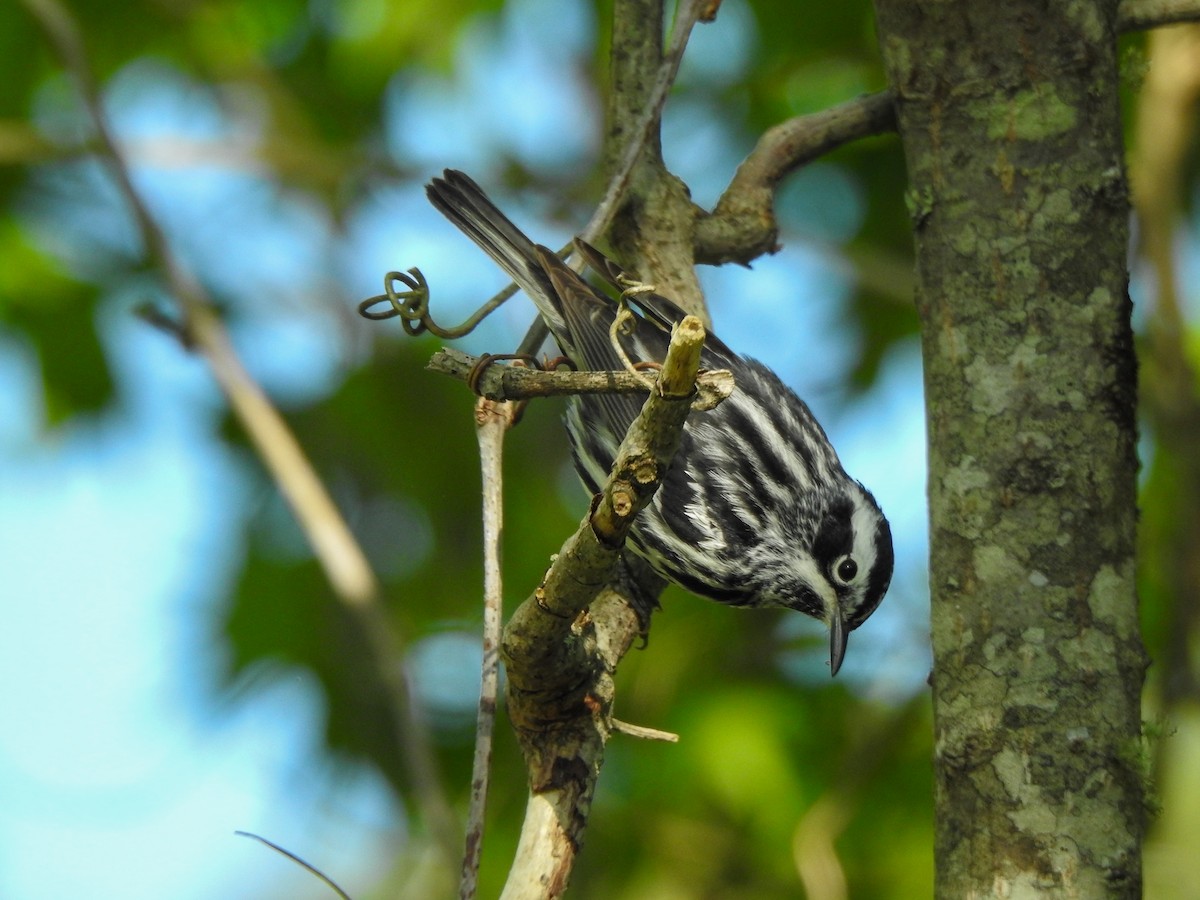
[0,228,113,421]
[3,0,1199,897]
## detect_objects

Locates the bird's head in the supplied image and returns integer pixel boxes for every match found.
[764,483,894,675]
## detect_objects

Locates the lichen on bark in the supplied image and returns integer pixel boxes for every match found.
[873,0,1147,895]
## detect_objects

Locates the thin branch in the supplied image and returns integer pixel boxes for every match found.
[694,0,1200,267]
[23,0,377,607]
[1118,0,1200,30]
[610,718,681,742]
[498,316,710,899]
[490,8,718,895]
[580,0,711,245]
[21,0,461,870]
[728,91,897,201]
[460,398,517,900]
[697,91,897,265]
[234,832,352,900]
[426,347,734,410]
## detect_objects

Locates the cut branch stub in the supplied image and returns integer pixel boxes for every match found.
[501,313,708,772]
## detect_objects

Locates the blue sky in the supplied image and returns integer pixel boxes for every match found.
[0,1,932,896]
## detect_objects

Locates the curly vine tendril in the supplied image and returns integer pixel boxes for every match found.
[356,268,519,339]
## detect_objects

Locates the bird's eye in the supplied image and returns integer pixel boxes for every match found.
[833,556,858,585]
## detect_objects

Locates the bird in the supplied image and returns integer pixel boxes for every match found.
[426,169,893,675]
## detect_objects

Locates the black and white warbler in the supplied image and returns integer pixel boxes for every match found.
[427,170,893,675]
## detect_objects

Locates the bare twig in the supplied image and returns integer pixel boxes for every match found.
[610,718,680,742]
[21,0,461,871]
[460,398,518,900]
[427,347,734,411]
[234,832,352,900]
[498,316,709,899]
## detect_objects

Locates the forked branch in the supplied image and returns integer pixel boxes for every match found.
[697,0,1200,266]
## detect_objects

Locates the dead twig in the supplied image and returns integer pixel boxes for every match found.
[427,347,733,411]
[460,398,518,900]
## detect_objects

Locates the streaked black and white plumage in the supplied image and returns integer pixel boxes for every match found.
[427,170,893,675]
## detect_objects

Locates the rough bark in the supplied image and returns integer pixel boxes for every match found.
[604,0,706,319]
[498,317,708,898]
[872,1,1147,896]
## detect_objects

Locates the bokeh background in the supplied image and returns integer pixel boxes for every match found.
[0,1,1196,897]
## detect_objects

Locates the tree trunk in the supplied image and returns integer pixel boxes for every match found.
[872,1,1147,895]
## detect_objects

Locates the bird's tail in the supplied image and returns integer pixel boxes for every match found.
[425,170,569,338]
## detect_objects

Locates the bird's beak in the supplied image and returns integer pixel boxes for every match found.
[829,604,847,677]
